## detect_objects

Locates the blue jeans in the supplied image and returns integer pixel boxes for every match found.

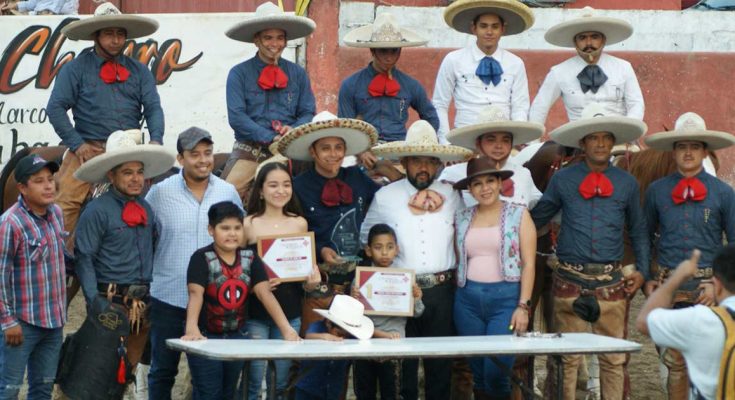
[187,327,248,400]
[454,280,519,396]
[246,317,301,400]
[147,298,187,400]
[0,321,62,400]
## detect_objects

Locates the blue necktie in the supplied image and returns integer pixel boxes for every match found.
[577,65,608,94]
[476,57,503,86]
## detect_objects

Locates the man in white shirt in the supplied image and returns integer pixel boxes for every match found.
[529,7,644,125]
[361,120,472,400]
[433,0,535,144]
[637,244,735,400]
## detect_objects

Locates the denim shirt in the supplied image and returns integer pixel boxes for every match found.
[531,162,651,279]
[338,64,440,142]
[644,170,735,271]
[47,48,164,151]
[226,55,316,144]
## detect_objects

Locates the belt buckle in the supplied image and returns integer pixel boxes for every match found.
[438,273,446,283]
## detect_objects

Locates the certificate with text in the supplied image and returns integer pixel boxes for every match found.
[355,267,415,317]
[257,232,316,282]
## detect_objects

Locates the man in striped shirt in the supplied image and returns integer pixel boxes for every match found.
[0,154,67,399]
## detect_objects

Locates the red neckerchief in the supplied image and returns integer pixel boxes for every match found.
[99,61,130,84]
[257,64,288,90]
[368,73,400,97]
[579,172,614,199]
[321,178,353,207]
[121,201,147,227]
[501,178,515,197]
[671,176,707,204]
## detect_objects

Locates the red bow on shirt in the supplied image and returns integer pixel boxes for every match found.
[99,61,130,84]
[367,73,400,97]
[321,179,353,207]
[671,177,707,204]
[501,178,515,197]
[579,172,614,199]
[257,64,289,90]
[122,201,148,227]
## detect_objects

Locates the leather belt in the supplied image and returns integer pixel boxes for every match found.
[657,266,712,281]
[560,261,622,276]
[415,270,454,289]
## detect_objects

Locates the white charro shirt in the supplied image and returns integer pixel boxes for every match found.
[433,45,530,144]
[529,53,644,124]
[439,159,541,209]
[359,179,463,275]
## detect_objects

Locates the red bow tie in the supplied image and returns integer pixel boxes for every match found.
[321,178,353,207]
[672,177,707,204]
[501,178,515,197]
[368,73,400,97]
[99,61,130,84]
[258,64,288,90]
[122,201,148,227]
[579,172,614,199]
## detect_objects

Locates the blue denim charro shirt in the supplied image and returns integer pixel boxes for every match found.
[644,170,735,271]
[338,64,440,142]
[75,189,155,303]
[226,55,315,144]
[531,162,651,279]
[47,48,164,151]
[296,320,351,399]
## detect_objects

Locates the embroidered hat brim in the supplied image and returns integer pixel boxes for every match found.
[313,309,375,340]
[371,142,474,163]
[644,130,735,151]
[343,24,428,48]
[62,15,159,41]
[545,16,633,47]
[550,116,647,149]
[447,120,544,149]
[74,145,176,183]
[277,118,378,161]
[226,14,316,43]
[444,0,535,36]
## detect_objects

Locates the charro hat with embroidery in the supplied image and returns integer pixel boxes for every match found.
[371,120,474,162]
[277,111,378,161]
[62,2,159,41]
[447,106,544,149]
[226,2,316,43]
[550,103,646,149]
[74,129,175,183]
[314,295,375,340]
[644,112,735,151]
[545,6,633,48]
[444,0,535,36]
[343,12,427,48]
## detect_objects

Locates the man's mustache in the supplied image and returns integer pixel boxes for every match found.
[583,46,598,52]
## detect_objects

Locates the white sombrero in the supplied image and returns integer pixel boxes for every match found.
[372,120,474,162]
[343,12,427,48]
[545,6,633,48]
[444,0,535,36]
[226,2,315,43]
[644,112,735,151]
[277,111,378,161]
[314,295,374,340]
[550,103,647,149]
[74,129,176,183]
[62,2,158,41]
[447,106,544,149]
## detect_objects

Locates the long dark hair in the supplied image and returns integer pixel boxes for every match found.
[246,162,303,218]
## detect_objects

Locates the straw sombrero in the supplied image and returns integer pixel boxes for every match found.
[644,112,735,151]
[372,120,474,162]
[277,111,378,161]
[550,103,646,149]
[62,2,158,41]
[545,7,633,48]
[444,0,534,36]
[74,130,175,183]
[343,12,427,48]
[226,2,315,43]
[447,106,544,150]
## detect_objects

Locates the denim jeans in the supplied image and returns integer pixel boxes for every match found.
[187,327,248,400]
[147,298,187,400]
[454,280,519,396]
[246,317,301,400]
[0,321,63,400]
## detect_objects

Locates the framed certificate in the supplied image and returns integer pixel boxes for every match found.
[355,267,415,317]
[257,232,316,282]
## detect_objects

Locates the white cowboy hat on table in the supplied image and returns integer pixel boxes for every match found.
[443,0,535,36]
[372,120,474,162]
[644,112,735,151]
[545,6,633,48]
[74,129,176,183]
[62,2,159,41]
[343,12,428,48]
[550,103,647,149]
[226,1,316,43]
[447,106,544,150]
[277,111,379,161]
[314,295,374,340]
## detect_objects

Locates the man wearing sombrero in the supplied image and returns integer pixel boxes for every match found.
[57,131,174,399]
[222,2,316,201]
[529,6,644,125]
[433,0,534,144]
[361,121,472,400]
[339,12,439,167]
[531,103,650,399]
[642,112,735,399]
[47,2,164,250]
